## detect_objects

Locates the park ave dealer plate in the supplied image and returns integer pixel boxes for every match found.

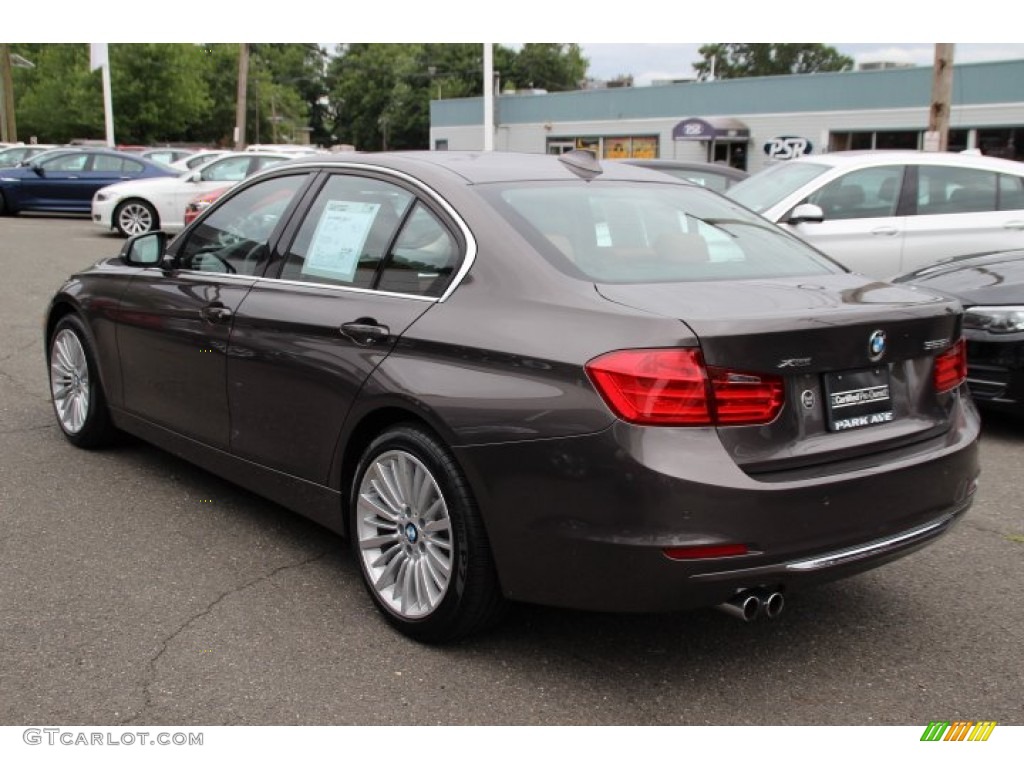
[824,367,894,432]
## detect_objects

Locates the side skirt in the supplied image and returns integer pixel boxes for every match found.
[111,408,346,535]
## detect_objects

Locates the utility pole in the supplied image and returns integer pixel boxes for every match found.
[927,44,955,152]
[0,44,17,143]
[234,43,249,150]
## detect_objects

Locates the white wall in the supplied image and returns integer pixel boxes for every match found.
[430,103,1024,172]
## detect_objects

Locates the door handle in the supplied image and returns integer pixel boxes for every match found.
[202,304,233,323]
[340,320,390,346]
[1003,221,1024,231]
[871,227,899,236]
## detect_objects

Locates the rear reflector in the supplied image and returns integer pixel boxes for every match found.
[585,348,784,426]
[663,543,750,560]
[934,338,967,393]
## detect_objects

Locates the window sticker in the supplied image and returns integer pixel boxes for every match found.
[302,200,381,282]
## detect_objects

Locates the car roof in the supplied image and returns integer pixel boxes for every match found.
[617,158,749,179]
[274,150,687,186]
[783,150,1024,173]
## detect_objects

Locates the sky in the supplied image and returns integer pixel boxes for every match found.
[577,43,1024,85]
[18,1,1024,88]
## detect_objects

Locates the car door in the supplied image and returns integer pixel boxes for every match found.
[226,170,464,484]
[781,165,907,278]
[19,151,91,209]
[900,165,1024,273]
[78,154,147,210]
[115,173,311,448]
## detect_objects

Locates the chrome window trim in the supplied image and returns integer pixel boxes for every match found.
[249,275,437,303]
[245,160,478,303]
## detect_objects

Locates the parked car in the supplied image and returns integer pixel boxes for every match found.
[182,185,230,226]
[139,148,198,166]
[0,148,177,216]
[0,144,61,168]
[47,150,980,642]
[618,158,748,193]
[170,150,230,172]
[895,249,1024,416]
[92,151,292,236]
[726,151,1024,279]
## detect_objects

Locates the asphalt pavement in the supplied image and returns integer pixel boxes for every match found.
[1,215,1022,726]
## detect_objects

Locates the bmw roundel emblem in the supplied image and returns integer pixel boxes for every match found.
[868,330,887,361]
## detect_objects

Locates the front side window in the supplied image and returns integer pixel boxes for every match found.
[201,156,253,183]
[42,153,89,172]
[805,166,903,220]
[281,175,413,289]
[177,174,306,275]
[917,166,997,215]
[484,182,840,283]
[726,161,830,213]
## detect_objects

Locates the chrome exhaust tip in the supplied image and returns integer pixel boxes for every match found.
[716,591,762,622]
[762,590,785,620]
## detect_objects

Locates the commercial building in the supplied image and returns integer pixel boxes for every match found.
[429,59,1024,173]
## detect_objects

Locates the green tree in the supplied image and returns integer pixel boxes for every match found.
[693,43,854,80]
[247,43,328,145]
[11,44,103,143]
[507,44,588,92]
[109,44,213,144]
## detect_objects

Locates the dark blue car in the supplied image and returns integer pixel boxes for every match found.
[0,148,177,215]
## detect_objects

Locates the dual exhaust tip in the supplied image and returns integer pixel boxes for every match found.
[716,589,785,622]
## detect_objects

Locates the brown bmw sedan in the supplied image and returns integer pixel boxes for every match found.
[45,151,980,642]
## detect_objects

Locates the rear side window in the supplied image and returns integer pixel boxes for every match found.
[484,182,840,283]
[998,173,1024,211]
[917,166,997,215]
[377,202,460,297]
[281,175,413,289]
[93,155,143,173]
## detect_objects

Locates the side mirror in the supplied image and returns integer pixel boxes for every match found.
[30,163,45,177]
[120,231,168,267]
[787,203,825,225]
[188,171,202,183]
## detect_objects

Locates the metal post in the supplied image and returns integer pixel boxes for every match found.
[483,44,493,151]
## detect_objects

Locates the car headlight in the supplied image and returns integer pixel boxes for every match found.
[963,306,1024,333]
[94,192,112,202]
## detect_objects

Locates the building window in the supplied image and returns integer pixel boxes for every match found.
[977,127,1022,161]
[547,136,659,159]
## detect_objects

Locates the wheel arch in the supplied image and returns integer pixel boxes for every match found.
[337,406,440,531]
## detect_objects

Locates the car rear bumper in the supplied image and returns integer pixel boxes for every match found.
[455,396,981,613]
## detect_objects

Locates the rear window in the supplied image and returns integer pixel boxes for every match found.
[481,181,841,283]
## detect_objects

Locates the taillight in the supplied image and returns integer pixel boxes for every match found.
[585,348,784,426]
[934,338,967,393]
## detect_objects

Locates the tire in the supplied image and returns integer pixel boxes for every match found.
[350,424,505,643]
[0,191,8,215]
[48,315,118,449]
[114,199,158,237]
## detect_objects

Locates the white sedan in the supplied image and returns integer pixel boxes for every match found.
[726,150,1024,279]
[92,152,291,236]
